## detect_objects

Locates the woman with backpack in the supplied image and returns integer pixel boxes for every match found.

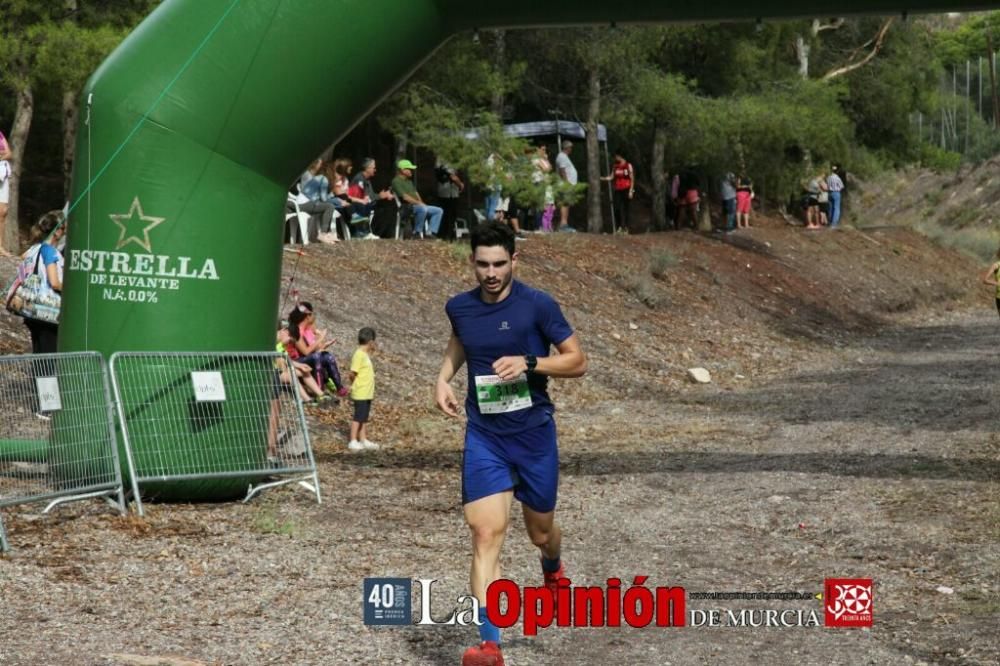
[19,210,66,353]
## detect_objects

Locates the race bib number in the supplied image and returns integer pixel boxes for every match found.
[475,374,532,414]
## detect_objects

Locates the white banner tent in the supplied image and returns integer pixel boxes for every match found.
[462,120,616,232]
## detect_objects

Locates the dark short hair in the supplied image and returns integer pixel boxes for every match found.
[358,327,376,344]
[470,220,515,259]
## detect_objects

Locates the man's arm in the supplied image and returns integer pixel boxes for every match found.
[982,262,1000,286]
[492,333,587,381]
[435,333,467,417]
[450,172,465,192]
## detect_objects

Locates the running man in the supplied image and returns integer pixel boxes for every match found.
[981,246,1000,318]
[435,221,587,666]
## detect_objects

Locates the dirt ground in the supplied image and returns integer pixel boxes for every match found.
[0,221,997,665]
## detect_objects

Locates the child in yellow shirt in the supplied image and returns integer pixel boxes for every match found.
[347,327,377,451]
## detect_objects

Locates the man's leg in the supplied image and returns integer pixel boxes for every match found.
[465,491,512,605]
[426,205,444,235]
[412,204,428,236]
[558,204,569,230]
[523,505,561,563]
[0,203,9,255]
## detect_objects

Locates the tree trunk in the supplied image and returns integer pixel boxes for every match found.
[7,86,35,251]
[795,35,810,79]
[988,33,1000,129]
[651,123,667,232]
[585,65,603,234]
[490,30,506,118]
[63,90,78,199]
[62,0,79,199]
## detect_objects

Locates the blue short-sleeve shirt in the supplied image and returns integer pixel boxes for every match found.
[446,280,573,435]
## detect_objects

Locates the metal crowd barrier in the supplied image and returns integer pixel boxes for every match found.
[0,352,126,552]
[109,351,320,516]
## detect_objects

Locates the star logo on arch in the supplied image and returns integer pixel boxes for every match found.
[109,196,165,252]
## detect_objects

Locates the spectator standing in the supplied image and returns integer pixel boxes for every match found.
[601,153,635,230]
[827,166,845,227]
[981,247,1000,318]
[436,162,465,241]
[0,130,13,257]
[19,211,66,354]
[816,172,830,226]
[391,159,443,239]
[803,174,821,229]
[348,327,378,452]
[720,172,737,232]
[667,171,680,229]
[735,174,754,229]
[555,140,578,231]
[677,169,700,229]
[484,153,503,222]
[532,145,555,232]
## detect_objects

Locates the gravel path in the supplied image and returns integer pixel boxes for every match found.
[1,310,997,666]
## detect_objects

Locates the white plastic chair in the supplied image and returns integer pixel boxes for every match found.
[455,217,470,239]
[285,193,311,245]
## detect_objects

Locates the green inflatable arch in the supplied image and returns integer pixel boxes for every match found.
[47,0,975,499]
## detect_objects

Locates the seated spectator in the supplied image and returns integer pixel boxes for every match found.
[391,159,443,239]
[350,157,396,238]
[298,159,339,243]
[287,303,348,396]
[328,159,370,223]
[276,326,327,403]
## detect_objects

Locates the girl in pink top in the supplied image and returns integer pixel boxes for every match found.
[288,302,348,396]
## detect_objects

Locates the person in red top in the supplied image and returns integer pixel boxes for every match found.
[601,153,635,230]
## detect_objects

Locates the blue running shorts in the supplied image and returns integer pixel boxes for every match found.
[462,416,559,513]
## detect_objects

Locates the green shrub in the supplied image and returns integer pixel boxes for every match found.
[919,144,962,173]
[449,241,471,263]
[916,219,1000,262]
[648,249,677,278]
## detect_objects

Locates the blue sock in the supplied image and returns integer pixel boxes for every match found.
[478,611,501,645]
[541,555,561,573]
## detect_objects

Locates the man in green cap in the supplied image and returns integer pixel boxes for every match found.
[391,159,444,239]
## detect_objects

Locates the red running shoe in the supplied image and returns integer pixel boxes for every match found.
[461,641,505,666]
[543,557,567,613]
[543,558,566,593]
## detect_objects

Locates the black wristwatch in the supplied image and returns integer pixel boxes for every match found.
[524,354,538,373]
